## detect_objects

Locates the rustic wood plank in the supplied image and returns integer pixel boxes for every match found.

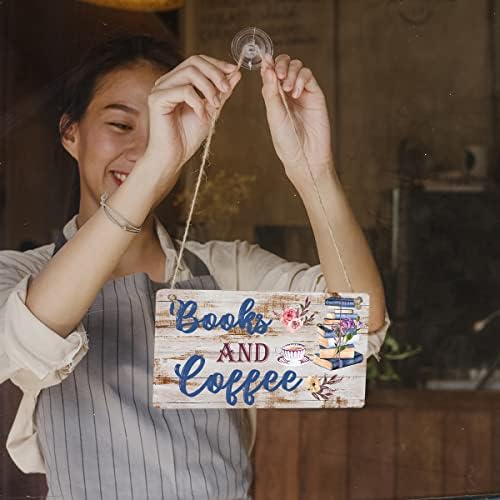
[298,409,349,500]
[1,381,47,498]
[492,410,500,491]
[366,389,500,411]
[348,408,396,500]
[254,410,301,500]
[444,411,493,495]
[396,410,445,499]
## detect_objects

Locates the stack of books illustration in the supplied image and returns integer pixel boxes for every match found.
[312,295,364,370]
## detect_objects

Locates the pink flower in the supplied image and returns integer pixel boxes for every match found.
[287,317,304,332]
[280,307,299,326]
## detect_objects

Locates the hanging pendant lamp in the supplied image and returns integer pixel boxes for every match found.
[80,0,184,12]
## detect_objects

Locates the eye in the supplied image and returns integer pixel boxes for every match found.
[108,122,132,131]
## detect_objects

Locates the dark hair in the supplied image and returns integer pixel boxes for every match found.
[60,34,181,136]
[60,34,182,218]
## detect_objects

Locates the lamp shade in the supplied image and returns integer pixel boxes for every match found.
[80,0,184,12]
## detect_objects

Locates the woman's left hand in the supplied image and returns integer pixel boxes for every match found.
[260,54,334,186]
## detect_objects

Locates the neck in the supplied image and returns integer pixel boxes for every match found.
[76,206,165,281]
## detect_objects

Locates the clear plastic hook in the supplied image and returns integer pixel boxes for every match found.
[231,27,273,71]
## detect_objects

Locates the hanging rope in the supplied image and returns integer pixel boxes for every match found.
[170,46,353,293]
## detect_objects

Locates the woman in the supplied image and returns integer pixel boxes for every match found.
[0,35,389,499]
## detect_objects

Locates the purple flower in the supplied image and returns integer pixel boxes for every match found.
[340,318,357,334]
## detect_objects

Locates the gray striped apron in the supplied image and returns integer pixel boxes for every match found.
[34,230,252,500]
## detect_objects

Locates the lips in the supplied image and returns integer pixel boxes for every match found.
[110,170,130,186]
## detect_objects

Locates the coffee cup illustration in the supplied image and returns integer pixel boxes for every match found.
[276,343,306,363]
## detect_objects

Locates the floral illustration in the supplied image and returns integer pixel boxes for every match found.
[274,297,317,333]
[306,375,342,401]
[280,307,298,325]
[328,317,365,356]
[287,317,304,332]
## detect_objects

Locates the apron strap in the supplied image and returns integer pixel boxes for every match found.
[172,239,209,278]
[52,229,68,256]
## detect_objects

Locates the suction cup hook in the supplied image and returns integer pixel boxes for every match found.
[231,27,273,71]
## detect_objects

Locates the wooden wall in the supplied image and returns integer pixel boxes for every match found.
[3,388,500,498]
[254,390,500,499]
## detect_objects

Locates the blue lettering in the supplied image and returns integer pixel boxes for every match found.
[174,355,303,406]
[202,313,218,330]
[174,354,205,395]
[174,297,273,336]
[220,313,236,330]
[176,300,199,334]
[238,298,257,333]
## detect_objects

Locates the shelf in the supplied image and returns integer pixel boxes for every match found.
[415,178,490,192]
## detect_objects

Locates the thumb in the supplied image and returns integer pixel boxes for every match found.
[260,54,280,102]
[260,54,287,128]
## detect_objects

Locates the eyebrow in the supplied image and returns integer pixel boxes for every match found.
[102,103,139,114]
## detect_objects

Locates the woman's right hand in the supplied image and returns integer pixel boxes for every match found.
[140,55,241,195]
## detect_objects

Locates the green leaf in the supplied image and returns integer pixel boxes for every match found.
[385,346,422,360]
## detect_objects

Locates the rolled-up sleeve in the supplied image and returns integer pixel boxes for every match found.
[0,249,89,388]
[3,275,88,383]
[367,309,391,359]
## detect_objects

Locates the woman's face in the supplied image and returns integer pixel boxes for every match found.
[62,61,164,215]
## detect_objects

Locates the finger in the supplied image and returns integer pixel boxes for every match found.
[260,53,274,73]
[154,70,171,88]
[274,54,291,80]
[161,65,222,107]
[155,55,236,92]
[149,85,206,121]
[187,55,233,92]
[198,54,239,74]
[219,70,242,106]
[303,68,321,94]
[282,59,303,92]
[292,67,313,98]
[260,56,281,102]
[260,62,287,128]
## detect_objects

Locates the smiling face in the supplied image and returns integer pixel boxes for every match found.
[61,60,165,219]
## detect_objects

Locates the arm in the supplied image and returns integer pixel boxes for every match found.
[0,248,88,383]
[259,54,386,332]
[26,170,163,338]
[24,56,241,339]
[185,238,390,357]
[297,168,386,332]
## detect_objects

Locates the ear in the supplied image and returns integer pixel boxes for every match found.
[59,114,79,161]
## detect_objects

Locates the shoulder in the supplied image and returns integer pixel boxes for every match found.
[183,239,294,291]
[184,239,284,263]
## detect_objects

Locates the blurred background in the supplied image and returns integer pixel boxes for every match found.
[2,0,500,498]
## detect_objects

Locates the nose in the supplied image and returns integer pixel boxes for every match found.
[124,129,148,163]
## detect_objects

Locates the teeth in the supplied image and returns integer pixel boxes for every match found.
[112,172,128,182]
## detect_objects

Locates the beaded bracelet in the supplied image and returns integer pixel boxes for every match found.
[99,192,142,234]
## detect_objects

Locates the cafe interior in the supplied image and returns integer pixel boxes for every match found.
[1,0,500,498]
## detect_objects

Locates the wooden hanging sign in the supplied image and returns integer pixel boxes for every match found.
[153,290,369,409]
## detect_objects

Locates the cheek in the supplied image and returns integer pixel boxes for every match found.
[78,126,122,169]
